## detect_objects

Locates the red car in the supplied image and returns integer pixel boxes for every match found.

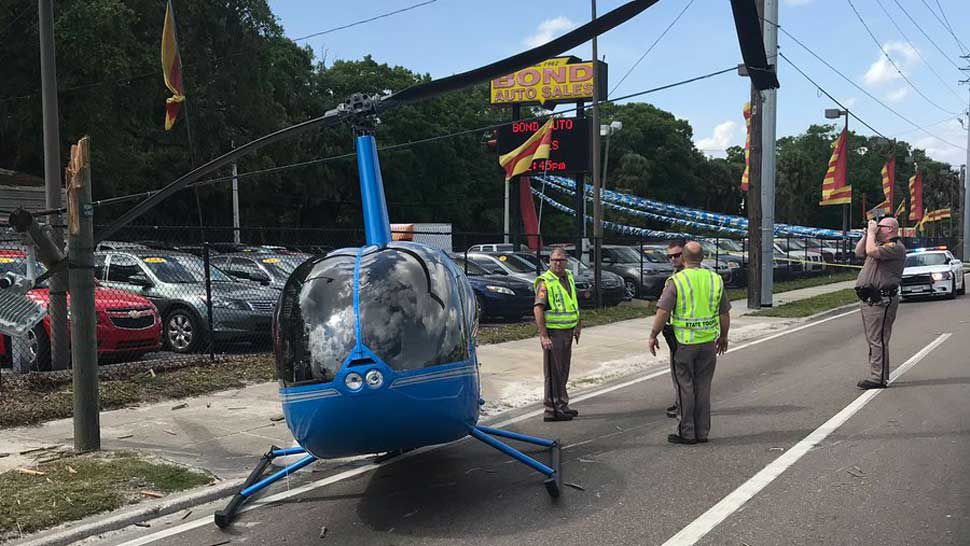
[0,250,162,370]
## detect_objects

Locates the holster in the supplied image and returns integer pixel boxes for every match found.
[662,324,678,355]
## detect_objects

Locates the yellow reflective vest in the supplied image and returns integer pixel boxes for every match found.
[669,267,723,345]
[535,269,579,330]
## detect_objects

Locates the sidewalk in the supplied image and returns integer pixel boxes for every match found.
[0,280,856,482]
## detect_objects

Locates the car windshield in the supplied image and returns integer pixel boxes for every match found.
[608,247,644,263]
[257,256,310,278]
[905,253,948,267]
[490,254,537,273]
[718,239,742,252]
[140,255,232,283]
[468,255,505,274]
[642,249,667,263]
[453,257,488,276]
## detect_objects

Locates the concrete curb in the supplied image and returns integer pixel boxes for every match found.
[10,478,244,546]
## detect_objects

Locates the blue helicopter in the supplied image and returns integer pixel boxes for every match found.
[87,0,777,529]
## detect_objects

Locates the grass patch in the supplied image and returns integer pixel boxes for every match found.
[0,355,275,429]
[748,288,858,318]
[725,271,857,302]
[477,301,656,346]
[0,451,212,541]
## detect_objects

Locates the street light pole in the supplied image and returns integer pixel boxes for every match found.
[591,0,603,308]
[38,0,69,371]
[601,121,622,191]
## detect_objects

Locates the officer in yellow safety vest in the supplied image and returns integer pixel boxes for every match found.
[648,241,731,444]
[534,247,581,422]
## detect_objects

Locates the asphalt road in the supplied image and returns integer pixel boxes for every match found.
[94,294,969,546]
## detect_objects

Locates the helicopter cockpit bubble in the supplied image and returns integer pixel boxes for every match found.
[275,242,478,388]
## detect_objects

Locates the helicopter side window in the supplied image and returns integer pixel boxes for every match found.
[358,247,468,371]
[276,255,356,385]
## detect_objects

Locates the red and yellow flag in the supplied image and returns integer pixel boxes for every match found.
[878,157,895,214]
[894,199,905,219]
[923,208,951,223]
[908,172,923,222]
[819,128,852,206]
[741,102,752,191]
[161,0,185,131]
[499,118,555,181]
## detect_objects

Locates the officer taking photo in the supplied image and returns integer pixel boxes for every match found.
[853,215,906,389]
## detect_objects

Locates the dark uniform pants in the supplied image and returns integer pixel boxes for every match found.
[672,342,717,441]
[860,295,899,384]
[543,328,574,415]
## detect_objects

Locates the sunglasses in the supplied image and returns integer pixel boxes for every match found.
[550,258,567,262]
[667,252,682,260]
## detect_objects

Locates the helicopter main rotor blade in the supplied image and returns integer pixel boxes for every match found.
[95,108,344,244]
[381,0,659,108]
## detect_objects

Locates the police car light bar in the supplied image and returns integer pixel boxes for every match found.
[910,246,947,253]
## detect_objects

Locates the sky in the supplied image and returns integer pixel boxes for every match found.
[267,0,970,166]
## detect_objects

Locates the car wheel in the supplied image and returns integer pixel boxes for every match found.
[164,309,202,353]
[947,279,956,300]
[624,279,638,299]
[26,325,52,372]
[957,275,966,296]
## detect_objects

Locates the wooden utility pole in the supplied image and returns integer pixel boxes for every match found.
[66,137,100,452]
[747,82,764,309]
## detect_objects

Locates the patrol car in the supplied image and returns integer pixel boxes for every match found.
[900,247,965,300]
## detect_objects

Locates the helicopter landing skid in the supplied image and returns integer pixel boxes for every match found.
[214,446,317,528]
[467,425,562,498]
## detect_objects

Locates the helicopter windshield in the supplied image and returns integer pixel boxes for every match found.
[277,255,356,385]
[275,245,471,386]
[358,246,467,371]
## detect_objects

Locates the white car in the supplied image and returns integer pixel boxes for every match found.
[900,247,965,300]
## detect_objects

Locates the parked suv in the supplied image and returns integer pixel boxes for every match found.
[599,245,674,299]
[95,249,279,353]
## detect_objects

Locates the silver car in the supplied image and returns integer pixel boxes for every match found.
[95,249,279,353]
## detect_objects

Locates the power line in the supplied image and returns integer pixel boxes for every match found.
[764,17,966,152]
[291,0,438,42]
[922,0,969,55]
[778,52,888,139]
[609,0,695,97]
[872,0,963,102]
[845,0,962,116]
[890,0,962,71]
[22,65,740,216]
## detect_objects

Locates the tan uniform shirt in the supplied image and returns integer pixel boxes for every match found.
[855,238,906,290]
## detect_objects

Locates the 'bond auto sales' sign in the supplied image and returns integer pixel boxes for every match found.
[490,56,607,106]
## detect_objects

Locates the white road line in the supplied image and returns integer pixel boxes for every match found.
[489,308,860,430]
[117,307,863,546]
[660,332,951,546]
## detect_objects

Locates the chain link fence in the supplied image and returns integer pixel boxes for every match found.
[0,223,957,375]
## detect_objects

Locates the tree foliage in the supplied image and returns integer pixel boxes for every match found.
[0,0,960,238]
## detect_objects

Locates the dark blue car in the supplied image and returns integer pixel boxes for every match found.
[452,255,534,321]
